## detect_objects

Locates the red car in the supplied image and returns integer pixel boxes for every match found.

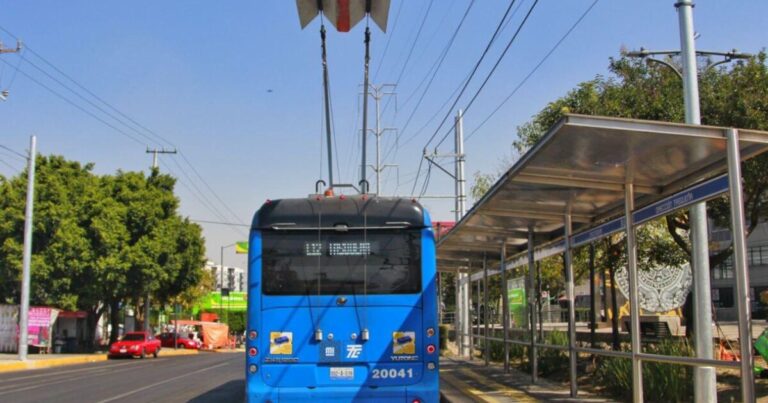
[108,331,161,359]
[157,332,201,349]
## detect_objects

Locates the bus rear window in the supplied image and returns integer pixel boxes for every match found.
[262,229,421,295]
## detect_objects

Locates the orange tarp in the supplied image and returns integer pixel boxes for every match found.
[172,320,229,349]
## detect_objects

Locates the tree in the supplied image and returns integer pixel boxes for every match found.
[0,156,208,348]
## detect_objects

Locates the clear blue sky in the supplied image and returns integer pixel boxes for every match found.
[0,1,766,269]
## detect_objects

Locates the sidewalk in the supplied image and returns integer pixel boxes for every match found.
[439,356,615,403]
[0,353,106,373]
[0,348,198,373]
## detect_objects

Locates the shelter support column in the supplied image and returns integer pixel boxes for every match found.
[455,272,463,356]
[726,128,755,403]
[625,183,643,403]
[459,264,470,357]
[528,227,538,383]
[564,214,577,397]
[483,253,489,366]
[501,243,510,373]
[468,267,474,360]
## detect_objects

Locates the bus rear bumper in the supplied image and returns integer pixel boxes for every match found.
[246,383,439,403]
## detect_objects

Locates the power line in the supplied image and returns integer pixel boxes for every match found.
[389,0,435,90]
[418,0,540,195]
[372,0,404,81]
[190,218,250,228]
[398,0,472,111]
[0,158,21,172]
[0,24,172,148]
[420,0,520,151]
[178,152,246,225]
[433,0,541,150]
[21,55,163,147]
[164,159,247,237]
[382,0,476,166]
[0,25,246,229]
[0,144,27,160]
[466,0,600,141]
[0,58,147,146]
[405,1,520,195]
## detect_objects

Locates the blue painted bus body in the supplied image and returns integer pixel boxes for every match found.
[246,197,439,402]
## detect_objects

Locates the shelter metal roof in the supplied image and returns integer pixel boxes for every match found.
[436,114,768,272]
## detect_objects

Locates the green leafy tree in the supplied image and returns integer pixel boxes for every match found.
[0,157,208,348]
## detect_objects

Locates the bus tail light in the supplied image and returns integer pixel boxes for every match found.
[249,364,258,373]
[426,344,436,354]
[249,347,258,357]
[426,327,435,337]
[248,330,257,340]
[427,362,436,371]
[412,399,421,403]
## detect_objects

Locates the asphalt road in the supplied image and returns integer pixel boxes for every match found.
[0,352,243,403]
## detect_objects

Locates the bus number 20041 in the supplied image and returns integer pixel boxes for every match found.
[371,368,414,379]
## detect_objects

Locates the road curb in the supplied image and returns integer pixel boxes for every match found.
[158,348,199,357]
[200,348,244,354]
[0,354,107,373]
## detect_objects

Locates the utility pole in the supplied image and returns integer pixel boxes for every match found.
[0,39,22,101]
[362,84,397,195]
[454,110,469,357]
[18,135,36,361]
[143,148,177,333]
[676,4,715,399]
[623,4,753,400]
[416,110,468,354]
[146,147,176,171]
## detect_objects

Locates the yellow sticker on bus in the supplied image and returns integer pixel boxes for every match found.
[270,332,293,355]
[392,331,416,355]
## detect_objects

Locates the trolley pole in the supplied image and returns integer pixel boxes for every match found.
[676,2,717,401]
[18,135,36,361]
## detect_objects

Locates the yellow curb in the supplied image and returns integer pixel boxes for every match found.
[200,348,244,354]
[158,348,199,357]
[440,370,499,403]
[0,354,107,373]
[456,367,539,402]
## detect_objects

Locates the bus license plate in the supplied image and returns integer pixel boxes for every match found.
[330,367,354,380]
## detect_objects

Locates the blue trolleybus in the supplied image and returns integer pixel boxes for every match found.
[246,194,439,402]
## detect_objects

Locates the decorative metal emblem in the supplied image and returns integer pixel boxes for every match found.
[616,263,692,312]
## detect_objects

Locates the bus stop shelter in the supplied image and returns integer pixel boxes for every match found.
[436,114,768,403]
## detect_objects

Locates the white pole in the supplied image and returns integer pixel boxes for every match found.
[676,1,716,400]
[455,109,469,356]
[18,135,36,361]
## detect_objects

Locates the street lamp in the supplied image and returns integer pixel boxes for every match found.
[622,47,752,79]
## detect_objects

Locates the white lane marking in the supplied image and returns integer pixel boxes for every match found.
[0,368,111,394]
[0,360,157,395]
[95,361,229,403]
[0,360,138,383]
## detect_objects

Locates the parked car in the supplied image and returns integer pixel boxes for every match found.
[108,331,161,359]
[157,332,201,349]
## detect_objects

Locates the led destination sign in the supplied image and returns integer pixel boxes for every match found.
[305,241,375,256]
